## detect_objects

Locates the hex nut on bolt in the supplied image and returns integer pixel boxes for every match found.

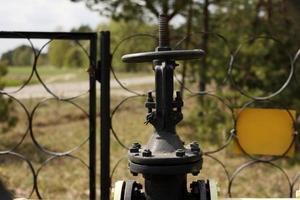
[190,142,200,152]
[130,143,141,153]
[132,142,141,148]
[136,183,143,190]
[142,149,152,157]
[131,172,138,176]
[176,149,185,157]
[192,171,199,176]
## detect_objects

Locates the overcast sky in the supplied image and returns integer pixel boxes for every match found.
[0,0,107,55]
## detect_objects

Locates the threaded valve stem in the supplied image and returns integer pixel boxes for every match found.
[159,14,170,48]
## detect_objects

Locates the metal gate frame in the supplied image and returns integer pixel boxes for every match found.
[100,31,111,200]
[0,31,98,199]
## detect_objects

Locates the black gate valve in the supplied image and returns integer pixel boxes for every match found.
[120,13,206,200]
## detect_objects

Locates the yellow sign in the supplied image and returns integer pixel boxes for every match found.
[233,108,296,157]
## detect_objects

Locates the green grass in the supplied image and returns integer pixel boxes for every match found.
[0,96,91,199]
[2,66,89,87]
[1,66,152,87]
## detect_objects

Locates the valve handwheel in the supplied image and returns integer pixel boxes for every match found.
[122,49,204,63]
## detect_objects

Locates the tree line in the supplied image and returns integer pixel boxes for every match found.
[0,25,92,68]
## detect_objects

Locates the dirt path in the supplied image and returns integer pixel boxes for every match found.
[3,76,154,99]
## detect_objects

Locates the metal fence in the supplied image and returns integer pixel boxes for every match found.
[107,33,300,198]
[0,31,299,199]
[0,31,97,199]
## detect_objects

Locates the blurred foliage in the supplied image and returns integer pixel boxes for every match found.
[0,98,18,133]
[70,0,191,22]
[0,45,49,67]
[0,62,17,133]
[97,19,157,72]
[0,45,34,66]
[48,25,91,68]
[187,96,232,145]
[0,61,8,88]
[63,46,90,68]
[48,40,73,68]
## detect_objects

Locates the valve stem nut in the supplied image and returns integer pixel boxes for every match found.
[176,149,185,157]
[142,149,152,157]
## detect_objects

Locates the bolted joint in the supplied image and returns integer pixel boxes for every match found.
[192,171,200,176]
[133,182,145,199]
[131,172,138,176]
[130,143,141,153]
[190,142,201,153]
[174,91,184,112]
[175,149,185,157]
[147,91,154,102]
[135,183,143,190]
[144,112,155,125]
[175,91,183,104]
[173,112,183,125]
[145,92,155,113]
[142,149,152,157]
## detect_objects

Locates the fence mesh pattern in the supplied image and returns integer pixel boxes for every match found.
[0,31,299,199]
[0,32,97,199]
[109,33,300,198]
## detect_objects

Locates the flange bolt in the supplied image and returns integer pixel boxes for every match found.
[176,149,185,157]
[131,172,138,176]
[190,142,200,152]
[142,149,152,157]
[147,92,154,102]
[136,183,143,190]
[192,171,199,176]
[146,92,154,113]
[130,143,141,153]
